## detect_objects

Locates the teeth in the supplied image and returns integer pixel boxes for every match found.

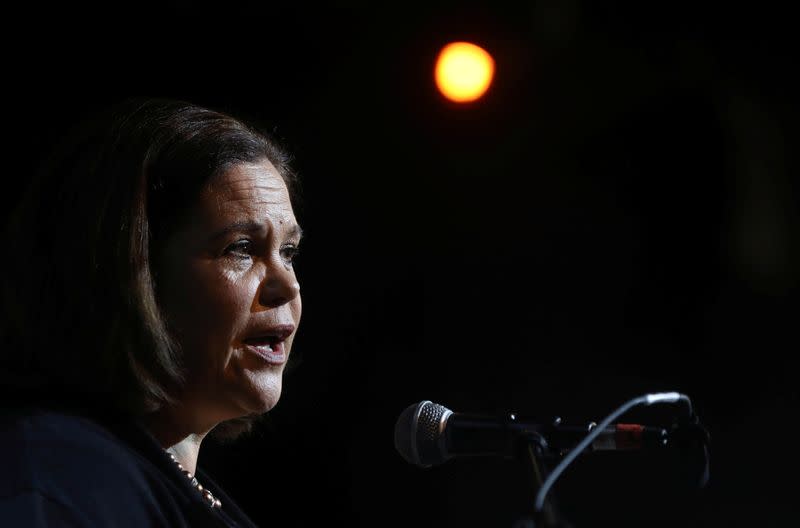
[244,340,274,352]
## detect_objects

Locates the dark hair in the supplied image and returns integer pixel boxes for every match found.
[1,98,296,441]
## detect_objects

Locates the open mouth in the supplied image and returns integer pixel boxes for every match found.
[243,335,287,364]
[243,335,281,350]
[241,324,294,365]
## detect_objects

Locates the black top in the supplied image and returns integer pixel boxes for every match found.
[0,405,259,527]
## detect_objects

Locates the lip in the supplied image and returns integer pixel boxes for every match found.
[241,323,295,365]
[244,340,287,365]
[244,323,296,342]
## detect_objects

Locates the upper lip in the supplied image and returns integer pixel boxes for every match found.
[243,324,296,344]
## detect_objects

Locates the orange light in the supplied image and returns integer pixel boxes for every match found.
[434,42,495,103]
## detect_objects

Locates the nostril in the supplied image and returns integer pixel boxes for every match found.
[257,278,299,309]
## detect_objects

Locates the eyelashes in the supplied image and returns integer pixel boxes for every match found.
[223,239,300,264]
[224,240,254,258]
[280,244,300,264]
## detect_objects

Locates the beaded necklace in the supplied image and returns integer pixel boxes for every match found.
[166,451,222,509]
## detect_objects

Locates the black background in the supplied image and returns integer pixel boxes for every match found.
[7,2,799,526]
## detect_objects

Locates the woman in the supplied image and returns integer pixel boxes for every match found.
[0,99,302,526]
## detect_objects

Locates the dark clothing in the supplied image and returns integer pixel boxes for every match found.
[0,406,258,527]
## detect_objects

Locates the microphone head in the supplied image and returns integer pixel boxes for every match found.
[394,400,453,468]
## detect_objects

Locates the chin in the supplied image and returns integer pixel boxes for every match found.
[242,375,284,415]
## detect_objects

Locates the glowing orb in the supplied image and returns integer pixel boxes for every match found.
[434,42,495,103]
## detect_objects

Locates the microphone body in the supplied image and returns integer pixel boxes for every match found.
[447,412,667,456]
[395,401,669,468]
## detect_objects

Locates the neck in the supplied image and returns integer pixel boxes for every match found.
[143,403,215,475]
[165,434,205,475]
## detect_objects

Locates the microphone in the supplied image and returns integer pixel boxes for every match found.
[394,401,669,468]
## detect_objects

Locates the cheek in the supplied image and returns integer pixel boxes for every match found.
[164,262,259,346]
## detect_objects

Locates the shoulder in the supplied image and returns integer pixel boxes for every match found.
[0,408,190,526]
[0,488,91,526]
[1,408,138,491]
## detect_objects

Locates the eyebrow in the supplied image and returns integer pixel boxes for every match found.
[210,220,304,241]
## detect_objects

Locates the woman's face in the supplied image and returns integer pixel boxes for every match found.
[157,160,302,427]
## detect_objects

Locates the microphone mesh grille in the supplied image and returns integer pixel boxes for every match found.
[394,401,451,467]
[416,401,449,466]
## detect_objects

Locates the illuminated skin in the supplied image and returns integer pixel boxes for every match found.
[144,160,302,474]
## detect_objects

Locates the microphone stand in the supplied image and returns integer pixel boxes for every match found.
[512,423,571,528]
[509,393,710,527]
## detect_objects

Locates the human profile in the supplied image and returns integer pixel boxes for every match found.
[0,98,302,527]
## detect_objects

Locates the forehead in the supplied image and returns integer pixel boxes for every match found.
[201,160,296,224]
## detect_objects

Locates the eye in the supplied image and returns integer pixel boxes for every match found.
[280,243,300,264]
[224,239,254,259]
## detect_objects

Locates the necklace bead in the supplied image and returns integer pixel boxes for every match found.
[166,451,222,509]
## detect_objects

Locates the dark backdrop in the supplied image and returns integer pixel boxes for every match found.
[6,2,799,526]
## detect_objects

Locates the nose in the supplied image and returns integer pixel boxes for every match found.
[257,261,300,309]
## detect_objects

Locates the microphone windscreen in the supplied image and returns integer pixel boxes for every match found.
[394,400,452,467]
